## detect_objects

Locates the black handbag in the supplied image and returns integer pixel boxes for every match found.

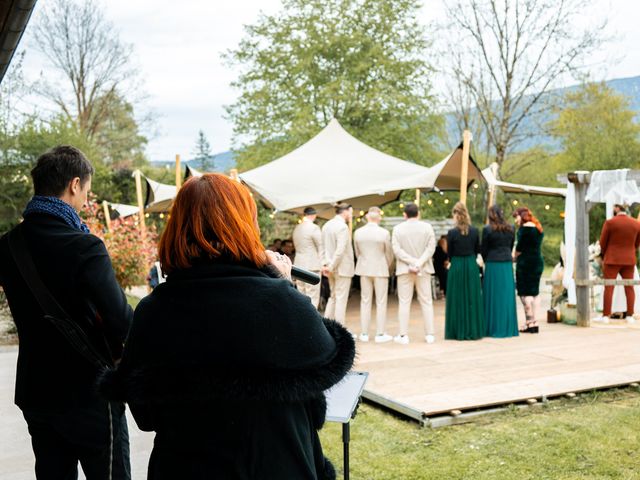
[7,224,112,369]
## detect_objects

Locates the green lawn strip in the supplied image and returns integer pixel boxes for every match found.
[320,389,640,480]
[126,294,141,309]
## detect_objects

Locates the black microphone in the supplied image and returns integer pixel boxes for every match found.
[291,266,321,285]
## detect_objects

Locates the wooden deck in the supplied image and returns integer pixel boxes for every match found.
[341,289,640,422]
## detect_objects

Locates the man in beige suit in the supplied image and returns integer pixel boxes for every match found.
[392,203,436,344]
[321,203,355,326]
[354,207,394,343]
[292,207,323,308]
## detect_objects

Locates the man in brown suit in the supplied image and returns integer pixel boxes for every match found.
[599,204,640,323]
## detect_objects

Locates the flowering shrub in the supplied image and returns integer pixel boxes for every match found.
[82,196,158,289]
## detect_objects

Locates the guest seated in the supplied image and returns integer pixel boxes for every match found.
[99,174,355,480]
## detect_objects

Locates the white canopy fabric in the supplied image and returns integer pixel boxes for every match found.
[144,175,177,213]
[185,164,202,179]
[585,169,640,218]
[107,202,139,219]
[482,163,567,198]
[239,119,480,218]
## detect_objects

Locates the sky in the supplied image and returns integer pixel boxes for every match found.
[17,0,640,162]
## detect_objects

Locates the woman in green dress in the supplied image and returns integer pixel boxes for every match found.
[445,202,485,340]
[482,205,518,338]
[513,207,544,334]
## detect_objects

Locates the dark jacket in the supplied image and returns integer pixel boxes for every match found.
[447,226,480,257]
[481,225,515,263]
[0,213,132,410]
[600,213,640,265]
[99,261,355,480]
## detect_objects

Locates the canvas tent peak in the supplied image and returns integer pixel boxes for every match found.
[423,141,485,192]
[106,202,139,219]
[134,173,177,213]
[239,119,443,218]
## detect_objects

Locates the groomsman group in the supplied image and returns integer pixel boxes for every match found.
[291,202,436,344]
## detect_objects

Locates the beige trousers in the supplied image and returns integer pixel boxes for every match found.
[360,276,389,335]
[397,273,434,336]
[325,275,352,325]
[296,275,321,309]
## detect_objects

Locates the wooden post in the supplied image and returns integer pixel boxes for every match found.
[102,201,111,232]
[459,130,472,204]
[415,189,420,208]
[175,154,182,189]
[568,171,591,327]
[134,169,147,237]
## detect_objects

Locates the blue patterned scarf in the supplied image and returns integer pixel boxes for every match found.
[23,196,90,233]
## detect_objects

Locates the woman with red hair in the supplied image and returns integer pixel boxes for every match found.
[99,174,355,479]
[513,207,545,333]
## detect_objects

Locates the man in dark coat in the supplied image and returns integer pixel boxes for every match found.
[599,203,640,323]
[0,146,133,479]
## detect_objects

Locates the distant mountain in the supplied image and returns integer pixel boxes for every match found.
[446,75,640,152]
[150,150,237,173]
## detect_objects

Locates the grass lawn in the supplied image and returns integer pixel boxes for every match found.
[126,294,141,309]
[320,388,640,480]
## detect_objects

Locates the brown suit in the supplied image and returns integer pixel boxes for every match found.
[600,213,640,316]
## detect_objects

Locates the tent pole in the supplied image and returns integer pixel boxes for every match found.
[415,189,420,207]
[102,201,111,232]
[175,154,182,189]
[134,169,147,238]
[459,130,471,204]
[568,171,591,327]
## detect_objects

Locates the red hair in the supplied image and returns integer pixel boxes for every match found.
[513,207,543,233]
[159,174,267,274]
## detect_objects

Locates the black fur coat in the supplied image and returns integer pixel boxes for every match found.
[99,261,355,480]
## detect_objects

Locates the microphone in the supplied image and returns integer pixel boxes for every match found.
[291,266,321,285]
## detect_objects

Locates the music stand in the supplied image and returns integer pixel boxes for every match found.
[325,371,368,480]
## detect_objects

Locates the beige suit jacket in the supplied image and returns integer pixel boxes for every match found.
[354,222,393,278]
[292,219,323,271]
[322,215,355,277]
[392,219,436,276]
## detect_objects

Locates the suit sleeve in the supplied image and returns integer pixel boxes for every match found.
[353,232,361,259]
[392,228,418,266]
[384,231,394,268]
[313,226,324,266]
[417,225,436,269]
[79,237,133,360]
[327,226,349,272]
[599,221,610,257]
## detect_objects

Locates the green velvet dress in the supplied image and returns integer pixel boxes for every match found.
[515,226,544,296]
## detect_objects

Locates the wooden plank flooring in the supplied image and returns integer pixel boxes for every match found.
[338,288,640,418]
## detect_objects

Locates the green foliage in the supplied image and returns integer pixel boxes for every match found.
[320,389,640,479]
[549,82,640,172]
[192,130,213,171]
[225,0,444,170]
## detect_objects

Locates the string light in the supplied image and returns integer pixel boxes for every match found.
[144,213,150,218]
[359,210,365,216]
[473,183,479,189]
[269,213,275,219]
[159,213,165,219]
[380,210,384,216]
[399,203,405,208]
[444,198,450,204]
[512,200,518,206]
[356,218,362,223]
[427,199,433,206]
[545,204,551,210]
[297,219,302,224]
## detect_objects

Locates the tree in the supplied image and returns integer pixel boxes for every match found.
[548,82,640,172]
[225,0,443,170]
[442,0,607,166]
[32,0,139,142]
[192,130,213,171]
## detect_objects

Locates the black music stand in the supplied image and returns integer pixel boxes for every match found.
[325,371,368,480]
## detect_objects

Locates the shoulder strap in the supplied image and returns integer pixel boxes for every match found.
[7,224,111,369]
